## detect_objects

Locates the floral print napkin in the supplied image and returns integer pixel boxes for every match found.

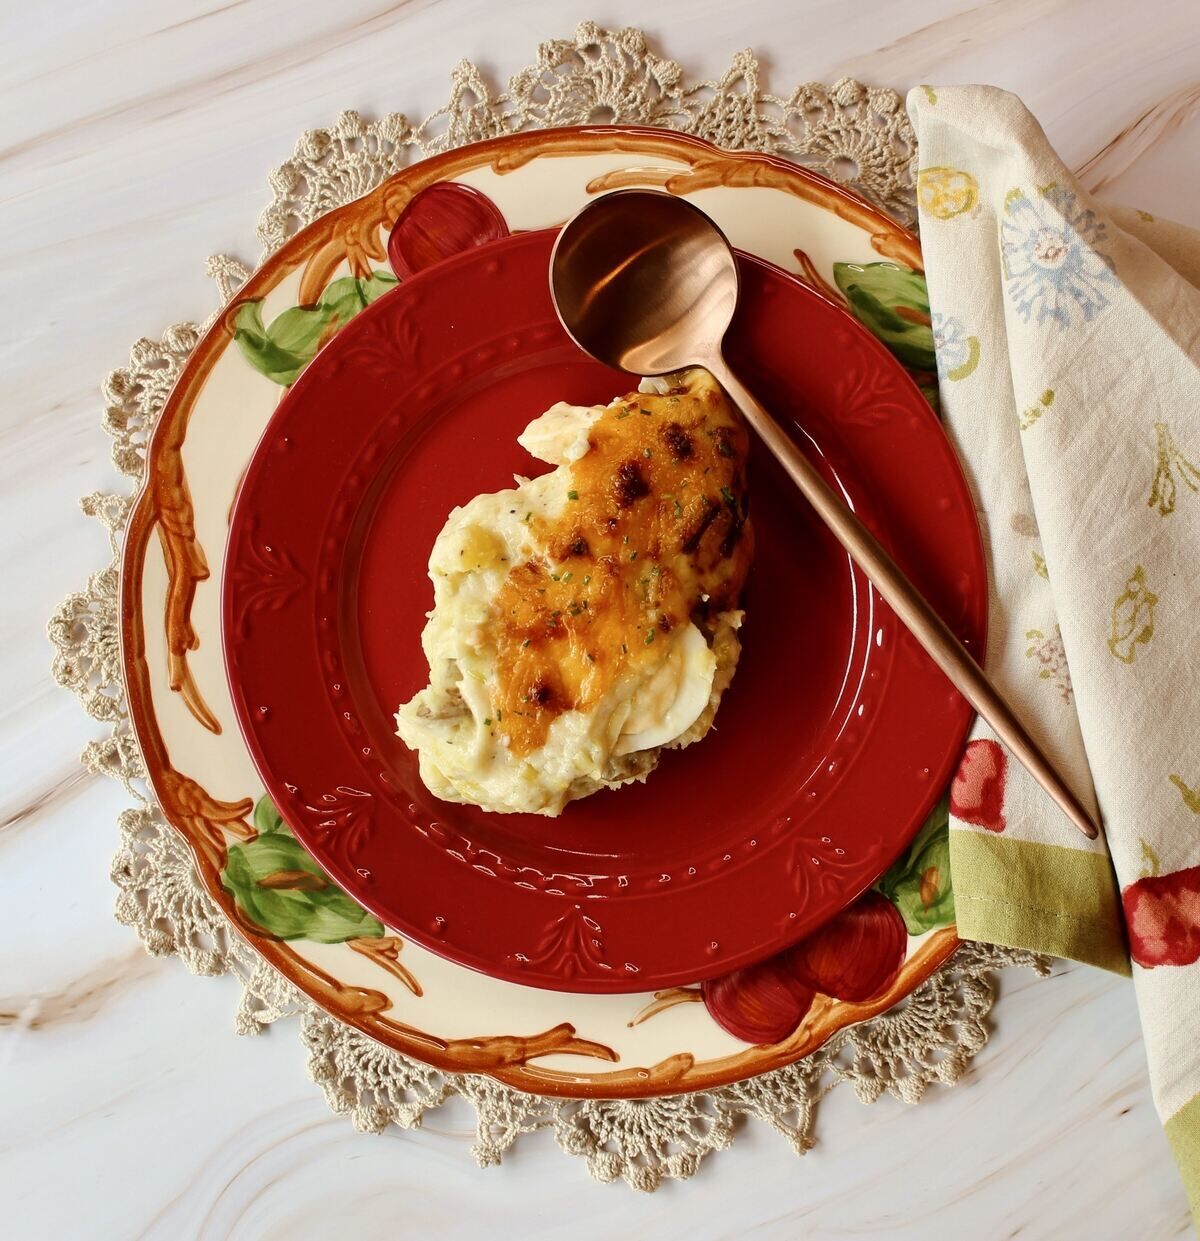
[909,85,1200,1223]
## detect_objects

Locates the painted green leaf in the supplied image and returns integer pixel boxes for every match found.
[232,302,313,386]
[875,793,954,932]
[833,262,936,372]
[254,794,287,835]
[222,796,384,943]
[232,270,399,387]
[319,271,397,324]
[263,305,330,354]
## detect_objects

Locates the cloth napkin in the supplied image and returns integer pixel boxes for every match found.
[908,85,1200,1222]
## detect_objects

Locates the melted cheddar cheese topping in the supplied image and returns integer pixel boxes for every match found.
[491,370,751,755]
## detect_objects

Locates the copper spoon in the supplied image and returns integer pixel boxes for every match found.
[549,189,1099,840]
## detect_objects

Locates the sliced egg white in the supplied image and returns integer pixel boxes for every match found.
[516,401,604,466]
[615,623,717,755]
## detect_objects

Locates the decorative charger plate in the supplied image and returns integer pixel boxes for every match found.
[223,226,983,993]
[122,126,973,1096]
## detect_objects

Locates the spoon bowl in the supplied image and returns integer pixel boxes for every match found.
[549,189,737,374]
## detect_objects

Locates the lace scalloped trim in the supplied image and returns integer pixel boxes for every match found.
[48,23,1045,1192]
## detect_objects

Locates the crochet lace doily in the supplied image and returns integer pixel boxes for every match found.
[49,23,1045,1192]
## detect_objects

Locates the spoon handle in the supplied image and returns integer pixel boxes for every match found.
[707,353,1100,841]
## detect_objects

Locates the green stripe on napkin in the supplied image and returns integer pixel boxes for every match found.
[1165,1093,1200,1229]
[951,833,1129,975]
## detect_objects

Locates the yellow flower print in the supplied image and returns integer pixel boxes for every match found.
[1148,421,1200,515]
[917,167,979,221]
[1107,566,1158,664]
[1170,775,1200,815]
[1010,513,1050,580]
[920,85,938,105]
[1020,389,1055,431]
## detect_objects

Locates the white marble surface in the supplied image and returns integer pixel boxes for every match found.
[3,1,1199,1236]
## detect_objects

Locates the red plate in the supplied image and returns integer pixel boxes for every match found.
[223,229,985,994]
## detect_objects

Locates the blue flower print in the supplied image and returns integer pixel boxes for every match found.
[1000,186,1118,329]
[931,312,980,382]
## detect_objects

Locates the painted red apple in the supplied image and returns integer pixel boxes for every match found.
[702,957,815,1044]
[786,890,908,1002]
[951,738,1007,832]
[387,182,509,279]
[1123,863,1200,968]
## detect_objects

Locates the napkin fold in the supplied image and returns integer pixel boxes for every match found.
[908,85,1200,1223]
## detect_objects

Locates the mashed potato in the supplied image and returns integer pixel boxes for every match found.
[396,368,752,815]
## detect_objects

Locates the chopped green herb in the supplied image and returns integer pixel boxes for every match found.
[521,638,531,648]
[483,717,493,726]
[567,489,579,501]
[561,571,573,583]
[586,651,596,663]
[616,407,633,419]
[623,535,630,544]
[629,550,639,561]
[644,630,656,645]
[497,710,503,722]
[551,573,560,582]
[716,439,733,458]
[720,485,735,505]
[621,643,628,654]
[650,564,661,577]
[642,447,653,458]
[639,406,651,416]
[523,512,532,522]
[673,499,683,518]
[582,574,591,585]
